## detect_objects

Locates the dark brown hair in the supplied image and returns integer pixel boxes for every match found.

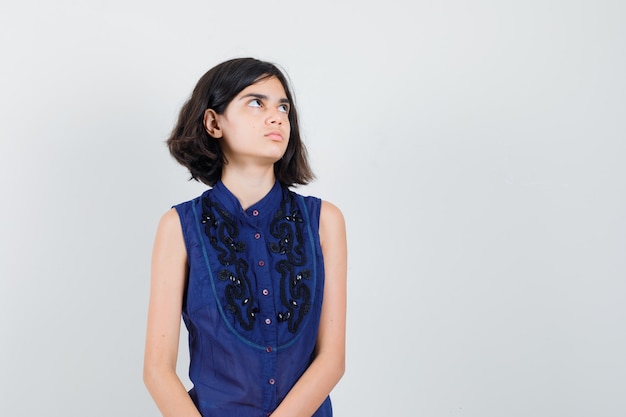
[167,57,314,187]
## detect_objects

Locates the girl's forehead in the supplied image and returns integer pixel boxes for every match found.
[239,76,286,95]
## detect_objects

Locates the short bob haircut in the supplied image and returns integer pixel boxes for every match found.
[167,57,314,187]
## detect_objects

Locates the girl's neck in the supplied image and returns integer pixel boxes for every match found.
[220,165,277,211]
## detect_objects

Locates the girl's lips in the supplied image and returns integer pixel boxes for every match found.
[265,132,283,141]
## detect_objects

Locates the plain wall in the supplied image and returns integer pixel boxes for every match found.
[1,1,625,416]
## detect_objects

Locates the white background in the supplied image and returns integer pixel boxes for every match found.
[1,1,625,416]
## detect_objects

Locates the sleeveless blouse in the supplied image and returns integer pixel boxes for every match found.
[174,180,331,417]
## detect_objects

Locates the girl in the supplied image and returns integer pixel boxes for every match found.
[143,58,347,417]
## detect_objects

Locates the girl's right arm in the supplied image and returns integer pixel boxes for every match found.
[143,209,202,417]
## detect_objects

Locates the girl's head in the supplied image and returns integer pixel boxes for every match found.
[167,57,314,187]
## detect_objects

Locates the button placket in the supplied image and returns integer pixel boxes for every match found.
[246,211,277,399]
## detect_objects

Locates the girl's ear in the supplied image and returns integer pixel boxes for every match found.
[203,109,223,138]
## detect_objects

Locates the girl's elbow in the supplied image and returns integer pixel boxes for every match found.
[325,351,345,381]
[143,360,168,391]
[143,363,157,390]
[336,357,346,380]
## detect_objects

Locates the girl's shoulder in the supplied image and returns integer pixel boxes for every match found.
[319,200,345,229]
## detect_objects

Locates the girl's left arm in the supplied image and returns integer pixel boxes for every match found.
[271,200,347,417]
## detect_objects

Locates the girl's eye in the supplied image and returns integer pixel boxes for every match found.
[278,104,289,113]
[249,99,262,108]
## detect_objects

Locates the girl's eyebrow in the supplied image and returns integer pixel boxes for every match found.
[240,93,290,104]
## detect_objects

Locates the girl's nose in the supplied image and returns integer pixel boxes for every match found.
[267,109,285,125]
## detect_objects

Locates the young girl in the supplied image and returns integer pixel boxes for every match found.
[143,58,347,417]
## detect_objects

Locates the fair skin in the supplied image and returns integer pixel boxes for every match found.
[143,76,347,417]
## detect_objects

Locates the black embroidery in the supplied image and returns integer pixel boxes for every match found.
[202,197,256,330]
[270,193,312,333]
[201,190,314,335]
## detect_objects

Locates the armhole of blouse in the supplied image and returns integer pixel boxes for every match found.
[299,194,323,256]
[173,205,191,263]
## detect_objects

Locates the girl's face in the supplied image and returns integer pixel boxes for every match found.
[209,76,291,167]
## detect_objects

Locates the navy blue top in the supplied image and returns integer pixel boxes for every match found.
[174,180,331,417]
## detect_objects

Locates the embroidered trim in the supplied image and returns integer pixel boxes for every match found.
[200,189,313,335]
[270,192,312,334]
[201,197,257,331]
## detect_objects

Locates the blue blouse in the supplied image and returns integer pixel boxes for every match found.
[174,180,331,417]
